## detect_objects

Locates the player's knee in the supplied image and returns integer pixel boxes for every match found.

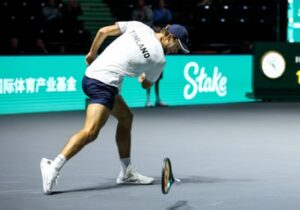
[117,111,133,129]
[84,129,99,143]
[122,111,133,125]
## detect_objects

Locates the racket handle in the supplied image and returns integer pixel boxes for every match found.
[175,178,181,183]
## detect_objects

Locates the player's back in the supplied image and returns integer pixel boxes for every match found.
[86,21,165,89]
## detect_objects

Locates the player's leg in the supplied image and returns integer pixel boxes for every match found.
[40,75,118,194]
[53,75,117,167]
[112,95,154,184]
[111,95,133,159]
[40,104,110,194]
[60,103,110,160]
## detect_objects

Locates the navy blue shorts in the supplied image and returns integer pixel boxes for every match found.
[82,75,119,110]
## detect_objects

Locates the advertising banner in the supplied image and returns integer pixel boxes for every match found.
[122,55,253,107]
[0,56,86,114]
[0,55,253,114]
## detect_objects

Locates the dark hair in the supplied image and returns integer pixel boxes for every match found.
[160,26,169,35]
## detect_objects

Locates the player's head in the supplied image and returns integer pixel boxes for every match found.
[160,24,189,54]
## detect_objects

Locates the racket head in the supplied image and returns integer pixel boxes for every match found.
[161,157,175,194]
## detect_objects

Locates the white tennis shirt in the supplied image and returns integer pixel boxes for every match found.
[85,21,166,90]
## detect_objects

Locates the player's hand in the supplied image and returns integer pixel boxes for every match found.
[85,52,96,66]
[139,73,152,89]
[138,73,146,83]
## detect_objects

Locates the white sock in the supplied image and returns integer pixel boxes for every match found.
[120,158,131,174]
[53,154,66,171]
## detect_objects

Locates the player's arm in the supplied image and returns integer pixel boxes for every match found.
[86,24,121,65]
[138,73,152,89]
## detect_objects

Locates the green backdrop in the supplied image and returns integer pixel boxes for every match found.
[288,0,300,42]
[0,55,253,114]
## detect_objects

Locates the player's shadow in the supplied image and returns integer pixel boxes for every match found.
[51,183,122,195]
[50,176,253,195]
[51,178,162,195]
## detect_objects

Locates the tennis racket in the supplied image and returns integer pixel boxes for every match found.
[161,157,180,194]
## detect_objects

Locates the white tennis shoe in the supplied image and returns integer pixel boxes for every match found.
[40,158,59,195]
[116,165,154,185]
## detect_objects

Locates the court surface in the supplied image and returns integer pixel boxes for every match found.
[1,102,300,210]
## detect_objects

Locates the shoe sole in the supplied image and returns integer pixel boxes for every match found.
[116,179,155,185]
[40,158,52,195]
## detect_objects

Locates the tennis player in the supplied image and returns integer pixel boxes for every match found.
[40,20,189,195]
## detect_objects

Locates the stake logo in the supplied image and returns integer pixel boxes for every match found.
[183,62,228,100]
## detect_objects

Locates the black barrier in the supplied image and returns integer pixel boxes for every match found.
[247,42,300,101]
